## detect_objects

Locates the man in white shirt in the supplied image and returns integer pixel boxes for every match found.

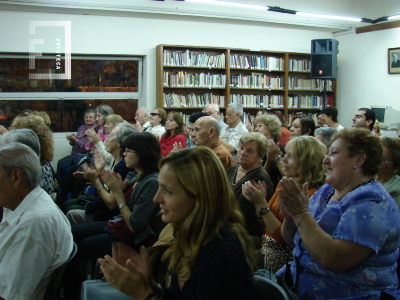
[205,103,227,130]
[0,143,73,300]
[133,107,151,132]
[220,103,249,161]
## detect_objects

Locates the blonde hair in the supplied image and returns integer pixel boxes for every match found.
[106,114,125,126]
[254,114,282,140]
[239,132,269,158]
[31,111,51,127]
[285,136,326,188]
[160,147,255,282]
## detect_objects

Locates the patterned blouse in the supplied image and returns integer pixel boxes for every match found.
[277,181,400,299]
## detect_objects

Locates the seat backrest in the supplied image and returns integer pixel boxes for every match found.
[43,242,78,300]
[253,275,290,300]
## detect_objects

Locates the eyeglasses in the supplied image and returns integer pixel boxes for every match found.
[150,113,160,116]
[255,124,266,129]
[382,157,394,164]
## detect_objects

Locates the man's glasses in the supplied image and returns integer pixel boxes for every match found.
[150,113,160,116]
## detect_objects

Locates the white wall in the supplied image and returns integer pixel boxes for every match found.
[336,27,400,128]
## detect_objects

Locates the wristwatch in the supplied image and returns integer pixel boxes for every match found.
[258,205,271,216]
[274,155,283,164]
[119,203,127,209]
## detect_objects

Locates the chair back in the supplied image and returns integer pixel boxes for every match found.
[253,275,290,300]
[43,242,78,300]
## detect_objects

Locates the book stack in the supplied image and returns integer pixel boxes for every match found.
[230,94,284,108]
[163,92,225,108]
[288,59,310,72]
[230,55,284,71]
[230,74,284,89]
[163,50,225,68]
[164,72,226,88]
[288,78,334,90]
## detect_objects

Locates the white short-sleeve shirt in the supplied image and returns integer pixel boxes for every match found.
[220,121,248,161]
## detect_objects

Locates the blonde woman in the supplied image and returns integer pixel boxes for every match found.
[99,147,255,300]
[243,136,326,272]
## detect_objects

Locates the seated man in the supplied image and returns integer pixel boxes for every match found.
[0,143,73,300]
[192,116,235,171]
[320,107,344,131]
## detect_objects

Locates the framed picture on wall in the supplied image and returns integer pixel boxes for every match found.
[388,48,400,74]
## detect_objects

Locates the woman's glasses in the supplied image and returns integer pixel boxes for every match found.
[150,113,160,116]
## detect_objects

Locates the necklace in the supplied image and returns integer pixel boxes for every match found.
[325,178,375,207]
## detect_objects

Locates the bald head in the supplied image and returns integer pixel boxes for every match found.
[193,116,221,147]
[205,103,221,121]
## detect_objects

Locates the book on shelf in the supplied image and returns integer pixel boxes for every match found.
[288,59,310,72]
[163,50,226,68]
[164,72,226,88]
[288,111,319,126]
[230,55,284,71]
[230,74,284,89]
[163,92,225,108]
[230,94,283,108]
[288,78,334,91]
[243,112,255,126]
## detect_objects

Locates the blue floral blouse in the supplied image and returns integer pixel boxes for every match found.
[277,181,400,299]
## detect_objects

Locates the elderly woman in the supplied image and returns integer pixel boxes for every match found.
[66,109,97,156]
[278,128,400,299]
[147,108,167,139]
[227,132,274,244]
[84,104,114,150]
[377,137,400,207]
[98,147,255,300]
[254,114,285,189]
[290,116,315,139]
[160,111,187,156]
[243,136,326,272]
[11,115,55,195]
[315,126,338,153]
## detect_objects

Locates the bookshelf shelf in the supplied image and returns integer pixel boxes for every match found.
[156,45,337,125]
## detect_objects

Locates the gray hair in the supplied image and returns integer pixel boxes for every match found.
[137,107,149,116]
[0,142,42,188]
[96,105,114,118]
[208,117,221,136]
[227,103,244,117]
[0,129,41,157]
[315,127,338,148]
[116,123,138,145]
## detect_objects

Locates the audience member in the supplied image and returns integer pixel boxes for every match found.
[205,103,227,130]
[160,111,187,156]
[256,109,268,117]
[85,104,114,150]
[66,109,97,156]
[133,107,151,132]
[378,137,400,208]
[227,132,273,245]
[352,107,375,131]
[31,111,52,128]
[316,111,325,128]
[315,126,338,153]
[186,112,208,148]
[0,143,73,300]
[255,114,285,189]
[0,129,40,158]
[99,147,255,300]
[271,110,290,147]
[289,116,315,139]
[374,120,382,138]
[220,103,248,161]
[192,116,234,171]
[147,108,167,139]
[11,114,55,195]
[243,136,326,272]
[278,128,400,299]
[320,107,344,131]
[64,132,162,299]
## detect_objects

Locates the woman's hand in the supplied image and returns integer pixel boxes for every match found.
[86,129,101,144]
[99,245,153,299]
[172,142,183,152]
[101,169,123,194]
[278,177,309,217]
[246,123,254,132]
[242,180,268,208]
[266,139,282,162]
[132,120,143,132]
[73,163,99,183]
[66,133,76,142]
[94,149,106,172]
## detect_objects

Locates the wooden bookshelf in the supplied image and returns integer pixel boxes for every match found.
[156,45,337,125]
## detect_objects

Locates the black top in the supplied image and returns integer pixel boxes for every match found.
[227,164,274,238]
[163,228,253,300]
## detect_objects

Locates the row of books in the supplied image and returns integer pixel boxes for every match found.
[230,94,284,108]
[288,78,334,91]
[230,74,284,89]
[288,111,319,126]
[230,55,284,71]
[288,59,310,72]
[288,95,335,109]
[163,92,225,108]
[163,72,226,88]
[163,50,226,68]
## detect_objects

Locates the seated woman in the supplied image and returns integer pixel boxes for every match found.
[377,137,400,208]
[62,123,136,222]
[11,114,55,195]
[64,132,162,299]
[99,146,255,300]
[66,109,97,156]
[160,111,187,156]
[147,108,167,139]
[289,116,315,139]
[84,104,114,150]
[254,114,285,189]
[278,128,400,299]
[227,132,274,245]
[242,136,326,272]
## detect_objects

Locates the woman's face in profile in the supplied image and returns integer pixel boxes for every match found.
[290,119,302,139]
[154,163,195,224]
[96,112,105,126]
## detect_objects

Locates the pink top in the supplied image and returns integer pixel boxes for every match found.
[160,133,187,156]
[84,126,108,151]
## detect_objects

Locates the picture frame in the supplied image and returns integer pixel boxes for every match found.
[388,47,400,74]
